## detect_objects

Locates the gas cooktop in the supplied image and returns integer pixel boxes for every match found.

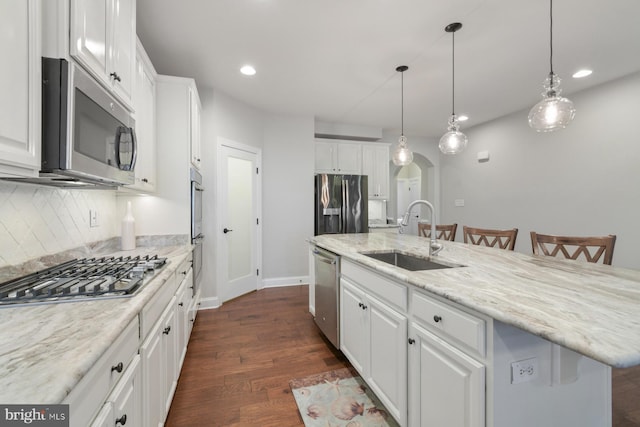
[0,254,167,307]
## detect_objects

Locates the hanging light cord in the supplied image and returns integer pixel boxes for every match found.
[451,30,456,116]
[549,0,554,75]
[400,71,404,136]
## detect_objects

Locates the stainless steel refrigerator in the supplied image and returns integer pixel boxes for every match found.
[314,174,368,235]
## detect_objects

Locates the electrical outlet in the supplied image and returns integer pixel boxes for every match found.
[511,357,538,384]
[89,210,99,228]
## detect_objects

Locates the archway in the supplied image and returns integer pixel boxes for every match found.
[388,153,436,235]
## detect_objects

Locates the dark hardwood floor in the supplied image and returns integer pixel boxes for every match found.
[166,285,640,427]
[165,285,350,427]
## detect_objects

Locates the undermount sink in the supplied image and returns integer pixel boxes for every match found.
[361,250,462,271]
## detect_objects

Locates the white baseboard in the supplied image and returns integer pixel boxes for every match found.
[262,276,310,288]
[198,296,220,310]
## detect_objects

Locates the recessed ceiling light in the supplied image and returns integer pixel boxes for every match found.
[572,69,593,78]
[458,115,469,122]
[240,65,256,76]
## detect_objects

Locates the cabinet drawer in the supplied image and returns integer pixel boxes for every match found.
[64,317,139,427]
[342,260,407,312]
[412,291,485,358]
[175,255,192,278]
[141,271,177,339]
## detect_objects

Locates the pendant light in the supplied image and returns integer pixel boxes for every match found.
[439,22,468,155]
[392,65,414,166]
[528,0,576,132]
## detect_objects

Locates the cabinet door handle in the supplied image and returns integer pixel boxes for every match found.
[178,302,184,307]
[115,414,127,425]
[361,304,368,310]
[358,302,363,308]
[408,338,415,345]
[110,72,122,82]
[111,362,124,373]
[163,326,171,335]
[433,315,442,323]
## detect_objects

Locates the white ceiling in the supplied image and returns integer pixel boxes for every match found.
[136,0,640,138]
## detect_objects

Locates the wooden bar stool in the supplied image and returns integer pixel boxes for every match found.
[418,223,458,242]
[463,226,518,250]
[530,232,616,265]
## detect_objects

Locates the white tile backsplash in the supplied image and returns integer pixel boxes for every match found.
[0,182,117,267]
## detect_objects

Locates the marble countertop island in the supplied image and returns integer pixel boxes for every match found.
[310,232,640,368]
[0,240,192,404]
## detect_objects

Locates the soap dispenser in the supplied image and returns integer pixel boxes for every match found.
[121,201,136,250]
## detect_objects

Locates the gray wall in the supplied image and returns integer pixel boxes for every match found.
[262,114,314,283]
[440,72,640,268]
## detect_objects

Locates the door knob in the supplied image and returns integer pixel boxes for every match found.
[223,228,233,234]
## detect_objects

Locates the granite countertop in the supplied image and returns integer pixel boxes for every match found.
[310,233,640,368]
[0,240,192,404]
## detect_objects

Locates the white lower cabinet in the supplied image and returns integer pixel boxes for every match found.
[176,269,194,368]
[110,355,143,427]
[141,296,178,426]
[140,254,194,427]
[340,272,407,426]
[340,279,367,373]
[335,257,613,427]
[64,318,139,427]
[92,355,142,427]
[90,402,113,427]
[367,293,408,425]
[408,322,485,427]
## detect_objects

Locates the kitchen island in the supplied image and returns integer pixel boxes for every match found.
[310,232,640,427]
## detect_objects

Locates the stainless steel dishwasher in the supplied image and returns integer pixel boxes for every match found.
[312,247,340,349]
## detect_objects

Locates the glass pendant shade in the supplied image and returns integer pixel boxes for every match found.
[439,22,467,155]
[528,73,576,132]
[392,135,413,166]
[393,65,413,166]
[439,115,468,155]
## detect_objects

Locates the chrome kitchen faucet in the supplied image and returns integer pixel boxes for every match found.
[401,200,443,257]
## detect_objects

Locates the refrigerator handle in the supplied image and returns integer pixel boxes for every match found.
[341,179,347,233]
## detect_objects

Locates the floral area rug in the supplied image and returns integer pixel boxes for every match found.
[289,367,400,427]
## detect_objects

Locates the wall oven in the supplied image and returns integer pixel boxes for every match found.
[12,58,137,187]
[191,168,204,295]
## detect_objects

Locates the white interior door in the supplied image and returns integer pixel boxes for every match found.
[218,141,260,302]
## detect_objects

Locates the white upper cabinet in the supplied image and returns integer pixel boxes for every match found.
[124,39,156,192]
[189,85,202,170]
[314,140,362,175]
[70,0,136,108]
[0,0,41,178]
[362,143,390,199]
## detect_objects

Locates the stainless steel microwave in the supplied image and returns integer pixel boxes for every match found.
[35,57,137,187]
